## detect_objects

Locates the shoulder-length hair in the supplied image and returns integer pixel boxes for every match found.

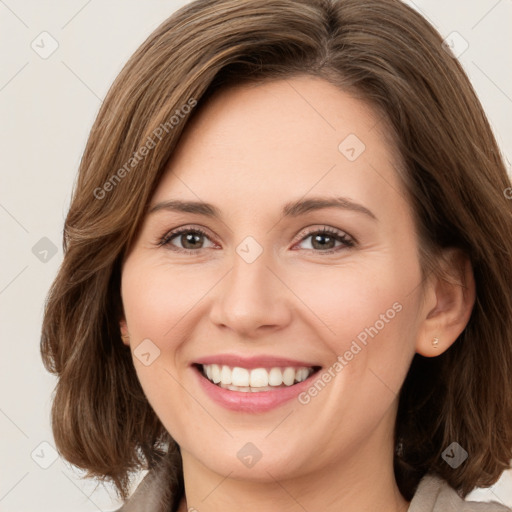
[41,0,512,502]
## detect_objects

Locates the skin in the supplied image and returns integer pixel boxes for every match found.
[120,75,475,512]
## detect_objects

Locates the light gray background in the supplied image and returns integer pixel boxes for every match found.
[1,1,511,511]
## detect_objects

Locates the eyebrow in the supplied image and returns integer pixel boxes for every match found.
[149,196,377,221]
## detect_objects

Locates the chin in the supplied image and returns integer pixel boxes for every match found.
[181,435,315,483]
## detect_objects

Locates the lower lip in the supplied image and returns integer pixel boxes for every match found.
[193,366,320,413]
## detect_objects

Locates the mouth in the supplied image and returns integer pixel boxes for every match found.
[191,354,323,412]
[194,363,322,392]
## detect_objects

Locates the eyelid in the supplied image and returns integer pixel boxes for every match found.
[293,225,355,245]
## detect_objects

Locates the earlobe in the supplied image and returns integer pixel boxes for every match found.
[119,319,130,346]
[416,249,476,358]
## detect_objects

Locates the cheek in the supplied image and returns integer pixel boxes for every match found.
[121,259,215,345]
[121,260,206,437]
[290,262,421,435]
[290,252,422,404]
[294,255,420,342]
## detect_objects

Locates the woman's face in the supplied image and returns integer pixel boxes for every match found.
[121,76,432,482]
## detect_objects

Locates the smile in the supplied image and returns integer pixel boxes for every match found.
[200,364,315,392]
[192,355,322,412]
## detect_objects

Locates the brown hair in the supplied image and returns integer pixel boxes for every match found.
[41,0,512,504]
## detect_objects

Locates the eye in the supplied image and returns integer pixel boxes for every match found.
[158,225,355,255]
[294,226,355,254]
[158,226,217,254]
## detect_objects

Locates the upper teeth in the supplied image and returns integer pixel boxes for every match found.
[202,364,313,388]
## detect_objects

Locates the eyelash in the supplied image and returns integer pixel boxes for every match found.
[157,225,355,255]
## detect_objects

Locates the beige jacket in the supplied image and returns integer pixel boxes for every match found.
[115,468,511,512]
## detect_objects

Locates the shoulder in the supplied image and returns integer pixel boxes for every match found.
[111,450,182,512]
[113,470,175,512]
[114,467,511,512]
[409,474,512,512]
[112,470,161,512]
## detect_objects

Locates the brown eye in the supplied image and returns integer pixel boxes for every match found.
[295,227,354,253]
[160,227,216,253]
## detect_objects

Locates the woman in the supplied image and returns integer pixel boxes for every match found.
[40,0,512,511]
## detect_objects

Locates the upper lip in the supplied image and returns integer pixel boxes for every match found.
[193,354,322,369]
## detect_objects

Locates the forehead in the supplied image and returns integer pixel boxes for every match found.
[171,76,390,160]
[152,76,406,216]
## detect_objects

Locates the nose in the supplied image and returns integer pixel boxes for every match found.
[209,247,292,339]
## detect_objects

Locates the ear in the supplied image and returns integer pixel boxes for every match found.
[119,318,130,346]
[415,248,476,357]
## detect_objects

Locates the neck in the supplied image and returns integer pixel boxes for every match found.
[176,415,410,512]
